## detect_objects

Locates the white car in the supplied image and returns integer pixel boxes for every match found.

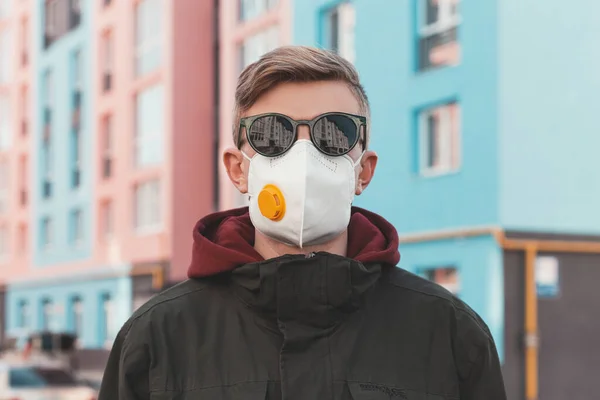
[0,362,98,400]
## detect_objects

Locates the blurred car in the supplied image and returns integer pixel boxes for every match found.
[0,362,98,400]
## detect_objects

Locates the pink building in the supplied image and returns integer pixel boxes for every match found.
[0,0,33,340]
[218,0,291,210]
[1,0,215,350]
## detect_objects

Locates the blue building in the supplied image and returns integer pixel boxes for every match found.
[4,0,131,350]
[294,1,600,399]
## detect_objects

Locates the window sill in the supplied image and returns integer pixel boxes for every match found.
[134,225,162,237]
[418,168,460,179]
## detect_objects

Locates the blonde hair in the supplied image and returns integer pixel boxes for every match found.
[233,45,370,147]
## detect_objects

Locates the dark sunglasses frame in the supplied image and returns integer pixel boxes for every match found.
[237,112,367,157]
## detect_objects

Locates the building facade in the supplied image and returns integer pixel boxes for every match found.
[2,0,215,351]
[218,0,292,210]
[293,1,600,399]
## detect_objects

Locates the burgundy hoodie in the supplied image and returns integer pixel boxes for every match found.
[188,206,400,278]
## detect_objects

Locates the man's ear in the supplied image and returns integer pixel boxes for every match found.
[223,147,248,194]
[356,150,378,195]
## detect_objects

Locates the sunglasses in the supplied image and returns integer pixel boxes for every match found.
[237,112,367,157]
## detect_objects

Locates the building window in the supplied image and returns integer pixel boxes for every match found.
[0,95,10,150]
[69,296,83,336]
[102,115,113,178]
[40,298,53,331]
[0,161,8,213]
[134,179,161,232]
[238,0,278,21]
[69,209,83,246]
[44,0,82,48]
[42,71,53,199]
[418,0,461,71]
[326,2,355,64]
[17,223,27,254]
[102,31,113,92]
[19,155,27,206]
[420,266,460,295]
[21,86,28,136]
[101,200,113,240]
[135,0,162,76]
[17,300,30,329]
[239,26,279,72]
[418,102,460,175]
[41,217,53,250]
[71,128,81,189]
[134,84,164,167]
[0,225,8,260]
[100,293,115,347]
[0,29,12,84]
[21,17,29,67]
[103,0,112,7]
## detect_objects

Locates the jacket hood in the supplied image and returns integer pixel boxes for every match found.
[187,206,400,278]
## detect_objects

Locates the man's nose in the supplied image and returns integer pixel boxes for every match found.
[297,124,311,140]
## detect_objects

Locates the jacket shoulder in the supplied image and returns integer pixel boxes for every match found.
[381,266,493,339]
[117,278,215,339]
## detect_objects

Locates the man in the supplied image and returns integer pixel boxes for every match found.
[99,46,506,400]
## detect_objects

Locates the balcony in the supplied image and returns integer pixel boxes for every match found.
[43,0,82,49]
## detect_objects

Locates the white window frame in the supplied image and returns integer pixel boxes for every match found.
[42,299,53,331]
[239,0,278,21]
[18,301,30,329]
[102,294,116,347]
[72,297,83,336]
[239,25,279,71]
[419,102,460,176]
[134,179,161,233]
[134,85,163,167]
[135,0,162,76]
[420,0,461,37]
[328,2,355,64]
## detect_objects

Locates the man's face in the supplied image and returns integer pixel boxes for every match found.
[224,80,378,196]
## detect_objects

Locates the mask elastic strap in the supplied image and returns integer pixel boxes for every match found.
[353,151,366,168]
[241,151,252,162]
